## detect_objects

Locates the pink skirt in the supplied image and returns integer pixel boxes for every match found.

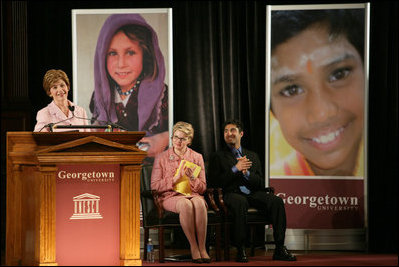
[162,195,207,213]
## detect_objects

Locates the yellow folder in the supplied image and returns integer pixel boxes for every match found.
[173,160,201,195]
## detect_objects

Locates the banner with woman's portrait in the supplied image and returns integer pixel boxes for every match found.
[266,3,369,231]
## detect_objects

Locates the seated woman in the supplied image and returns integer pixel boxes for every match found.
[150,121,211,263]
[34,69,90,132]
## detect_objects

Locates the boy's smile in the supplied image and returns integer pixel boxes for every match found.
[271,25,364,175]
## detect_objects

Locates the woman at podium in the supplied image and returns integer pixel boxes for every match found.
[34,69,91,132]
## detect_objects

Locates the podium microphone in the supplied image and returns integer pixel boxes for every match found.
[68,105,128,131]
[38,105,127,132]
[39,112,74,132]
[68,105,75,113]
[38,105,76,132]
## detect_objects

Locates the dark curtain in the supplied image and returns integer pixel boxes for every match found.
[367,1,398,253]
[173,1,266,165]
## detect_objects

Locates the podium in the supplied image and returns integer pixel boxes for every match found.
[6,131,147,266]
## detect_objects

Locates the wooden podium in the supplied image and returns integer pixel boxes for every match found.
[6,131,147,266]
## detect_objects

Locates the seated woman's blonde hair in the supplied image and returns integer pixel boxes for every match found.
[172,121,194,145]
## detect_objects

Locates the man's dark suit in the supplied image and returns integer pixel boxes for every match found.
[207,145,287,248]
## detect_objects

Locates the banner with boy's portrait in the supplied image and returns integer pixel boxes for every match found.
[265,4,369,230]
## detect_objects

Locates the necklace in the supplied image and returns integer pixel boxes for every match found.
[174,147,187,159]
[116,80,141,96]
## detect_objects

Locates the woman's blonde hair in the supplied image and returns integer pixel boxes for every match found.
[172,121,194,145]
[43,69,70,96]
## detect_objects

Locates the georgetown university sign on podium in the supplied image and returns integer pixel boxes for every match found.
[6,131,146,266]
[56,164,120,266]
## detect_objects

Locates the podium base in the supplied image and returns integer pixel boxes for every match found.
[37,262,57,266]
[120,259,142,266]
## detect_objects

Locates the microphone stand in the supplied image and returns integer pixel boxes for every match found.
[52,125,116,131]
[38,105,76,132]
[68,105,128,132]
[39,105,129,132]
[40,117,73,132]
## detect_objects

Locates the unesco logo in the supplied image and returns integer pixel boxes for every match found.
[70,193,103,220]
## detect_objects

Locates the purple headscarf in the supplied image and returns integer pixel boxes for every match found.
[93,13,166,131]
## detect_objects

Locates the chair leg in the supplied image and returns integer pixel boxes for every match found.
[144,227,149,261]
[265,225,271,252]
[206,225,211,254]
[250,225,255,257]
[224,223,230,261]
[215,224,221,261]
[159,227,165,263]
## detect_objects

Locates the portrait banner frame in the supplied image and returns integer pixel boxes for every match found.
[265,3,370,248]
[72,8,173,146]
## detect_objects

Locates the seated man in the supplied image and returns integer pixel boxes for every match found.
[207,119,296,262]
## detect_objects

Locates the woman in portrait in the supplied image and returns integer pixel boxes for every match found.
[90,13,169,159]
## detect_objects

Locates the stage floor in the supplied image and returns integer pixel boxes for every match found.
[141,248,397,266]
[1,247,397,266]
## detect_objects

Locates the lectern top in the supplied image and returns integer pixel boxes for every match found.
[31,131,146,146]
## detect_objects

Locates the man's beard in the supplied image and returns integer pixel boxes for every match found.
[225,137,236,146]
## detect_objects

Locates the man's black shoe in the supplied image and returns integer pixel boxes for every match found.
[236,246,249,262]
[273,246,297,261]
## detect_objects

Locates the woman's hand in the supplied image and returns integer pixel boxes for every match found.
[172,165,195,184]
[183,165,195,180]
[139,131,169,157]
[172,164,184,184]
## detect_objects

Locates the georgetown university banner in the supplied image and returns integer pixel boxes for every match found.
[266,3,369,232]
[271,178,364,228]
[56,164,120,266]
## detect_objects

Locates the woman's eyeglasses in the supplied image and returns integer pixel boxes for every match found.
[172,135,188,142]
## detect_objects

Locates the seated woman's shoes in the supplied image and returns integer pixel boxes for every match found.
[272,246,297,261]
[201,257,211,263]
[192,258,203,264]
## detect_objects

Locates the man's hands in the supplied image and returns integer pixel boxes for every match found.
[236,156,252,174]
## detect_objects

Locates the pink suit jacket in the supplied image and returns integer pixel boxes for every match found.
[151,147,207,204]
[34,100,90,132]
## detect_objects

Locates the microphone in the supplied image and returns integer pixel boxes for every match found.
[38,111,74,132]
[69,105,128,131]
[68,105,75,113]
[38,105,79,132]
